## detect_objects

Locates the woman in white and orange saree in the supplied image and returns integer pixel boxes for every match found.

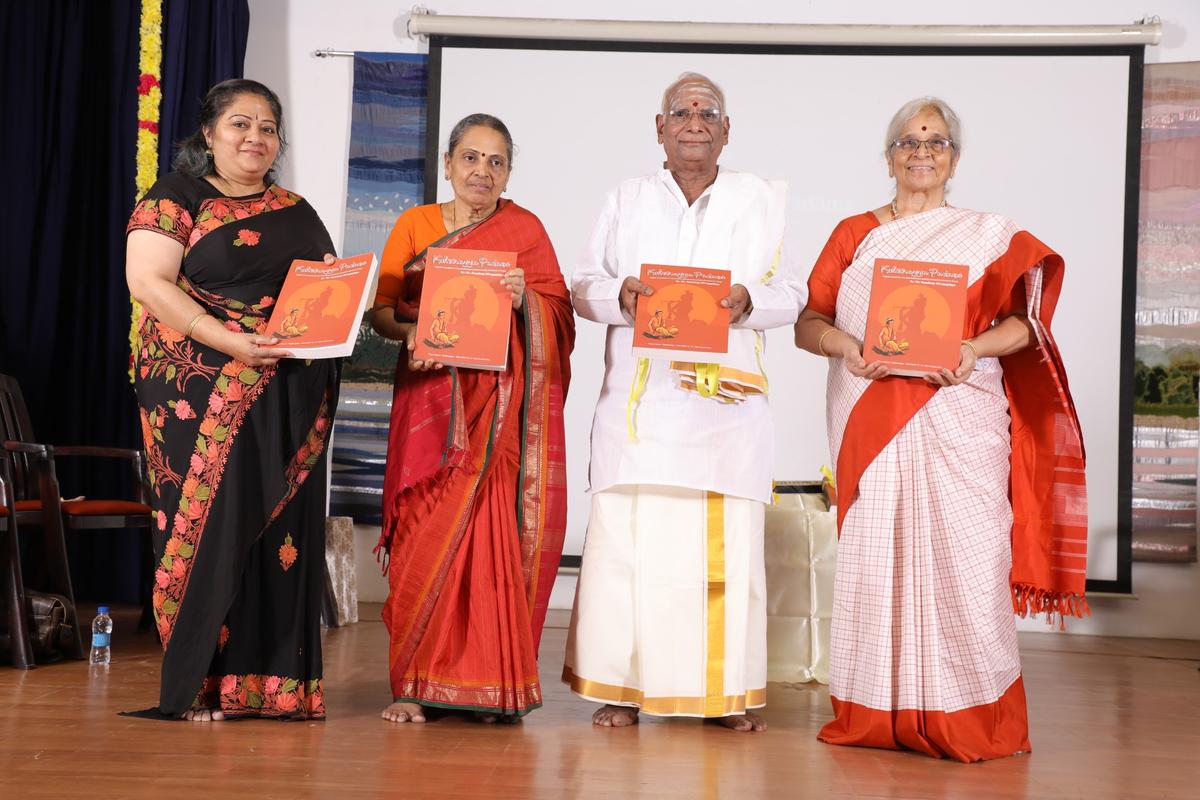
[795,97,1089,762]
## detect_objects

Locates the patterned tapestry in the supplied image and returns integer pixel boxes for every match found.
[1134,61,1200,562]
[331,52,426,523]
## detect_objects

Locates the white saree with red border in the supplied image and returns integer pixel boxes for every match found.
[808,207,1089,762]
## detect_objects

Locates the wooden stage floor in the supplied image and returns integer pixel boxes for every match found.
[2,604,1198,799]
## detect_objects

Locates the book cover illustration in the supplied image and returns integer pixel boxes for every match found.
[863,258,969,376]
[411,247,516,371]
[265,252,378,359]
[632,263,731,360]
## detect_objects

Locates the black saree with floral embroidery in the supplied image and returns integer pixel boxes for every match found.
[126,172,338,719]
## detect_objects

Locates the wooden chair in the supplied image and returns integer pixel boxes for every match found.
[0,373,153,660]
[0,455,34,668]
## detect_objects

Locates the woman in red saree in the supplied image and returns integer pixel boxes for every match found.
[795,98,1088,761]
[370,115,574,723]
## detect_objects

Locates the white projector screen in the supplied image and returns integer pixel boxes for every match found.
[429,40,1140,592]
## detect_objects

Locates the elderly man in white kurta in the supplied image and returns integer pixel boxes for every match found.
[563,72,805,732]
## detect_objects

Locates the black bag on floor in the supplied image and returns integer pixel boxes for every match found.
[0,590,76,664]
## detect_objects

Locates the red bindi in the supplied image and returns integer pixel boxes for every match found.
[921,125,927,131]
[692,101,699,107]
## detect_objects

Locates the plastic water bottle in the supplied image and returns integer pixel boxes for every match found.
[90,606,112,665]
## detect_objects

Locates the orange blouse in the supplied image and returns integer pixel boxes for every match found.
[373,204,448,309]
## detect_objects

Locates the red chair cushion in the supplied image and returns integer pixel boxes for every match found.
[12,499,152,516]
[62,499,152,516]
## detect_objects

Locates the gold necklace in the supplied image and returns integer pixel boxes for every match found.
[891,198,948,220]
[445,200,497,230]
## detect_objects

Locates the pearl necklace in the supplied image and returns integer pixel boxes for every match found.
[890,198,948,220]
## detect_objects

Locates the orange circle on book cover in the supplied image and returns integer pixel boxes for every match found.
[429,275,500,329]
[876,285,951,337]
[649,283,720,324]
[279,281,352,317]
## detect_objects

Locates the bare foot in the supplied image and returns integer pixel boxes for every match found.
[182,708,225,722]
[710,711,767,732]
[381,701,426,723]
[475,711,499,724]
[592,704,639,727]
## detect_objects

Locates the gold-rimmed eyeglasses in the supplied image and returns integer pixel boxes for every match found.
[891,137,955,155]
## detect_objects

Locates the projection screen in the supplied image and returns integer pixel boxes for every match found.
[425,37,1142,593]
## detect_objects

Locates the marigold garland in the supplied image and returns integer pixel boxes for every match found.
[130,0,164,380]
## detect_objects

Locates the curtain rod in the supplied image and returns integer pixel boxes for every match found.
[403,11,1162,47]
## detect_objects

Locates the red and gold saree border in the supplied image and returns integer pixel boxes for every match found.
[515,290,570,644]
[392,671,543,717]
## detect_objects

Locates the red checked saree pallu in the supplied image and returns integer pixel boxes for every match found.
[126,172,338,719]
[378,200,574,717]
[806,207,1088,762]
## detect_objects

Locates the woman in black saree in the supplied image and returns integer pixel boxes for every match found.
[125,79,337,720]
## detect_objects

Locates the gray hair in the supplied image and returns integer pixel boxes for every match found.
[660,72,727,115]
[884,97,962,158]
[446,113,515,166]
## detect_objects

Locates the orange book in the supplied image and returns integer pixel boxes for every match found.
[632,264,730,360]
[863,258,969,376]
[412,247,515,370]
[265,252,379,359]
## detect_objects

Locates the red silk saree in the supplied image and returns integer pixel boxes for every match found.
[378,200,574,716]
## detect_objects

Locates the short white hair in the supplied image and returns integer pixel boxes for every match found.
[884,97,962,158]
[660,72,727,115]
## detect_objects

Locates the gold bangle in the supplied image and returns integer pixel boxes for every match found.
[817,327,837,357]
[186,311,207,338]
[961,339,978,359]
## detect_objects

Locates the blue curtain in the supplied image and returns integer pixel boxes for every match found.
[157,0,250,173]
[330,53,427,524]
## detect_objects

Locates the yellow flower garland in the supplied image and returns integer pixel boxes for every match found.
[130,0,163,380]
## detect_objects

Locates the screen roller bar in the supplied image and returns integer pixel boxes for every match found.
[406,12,1162,47]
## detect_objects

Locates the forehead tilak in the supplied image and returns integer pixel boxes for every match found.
[667,81,722,110]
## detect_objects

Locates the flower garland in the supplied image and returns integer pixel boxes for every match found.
[130,0,164,380]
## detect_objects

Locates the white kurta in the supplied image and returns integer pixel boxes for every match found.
[571,169,805,503]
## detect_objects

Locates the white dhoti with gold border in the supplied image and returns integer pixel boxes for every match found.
[562,485,767,717]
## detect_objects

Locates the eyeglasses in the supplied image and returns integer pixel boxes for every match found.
[891,137,955,155]
[664,107,723,126]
